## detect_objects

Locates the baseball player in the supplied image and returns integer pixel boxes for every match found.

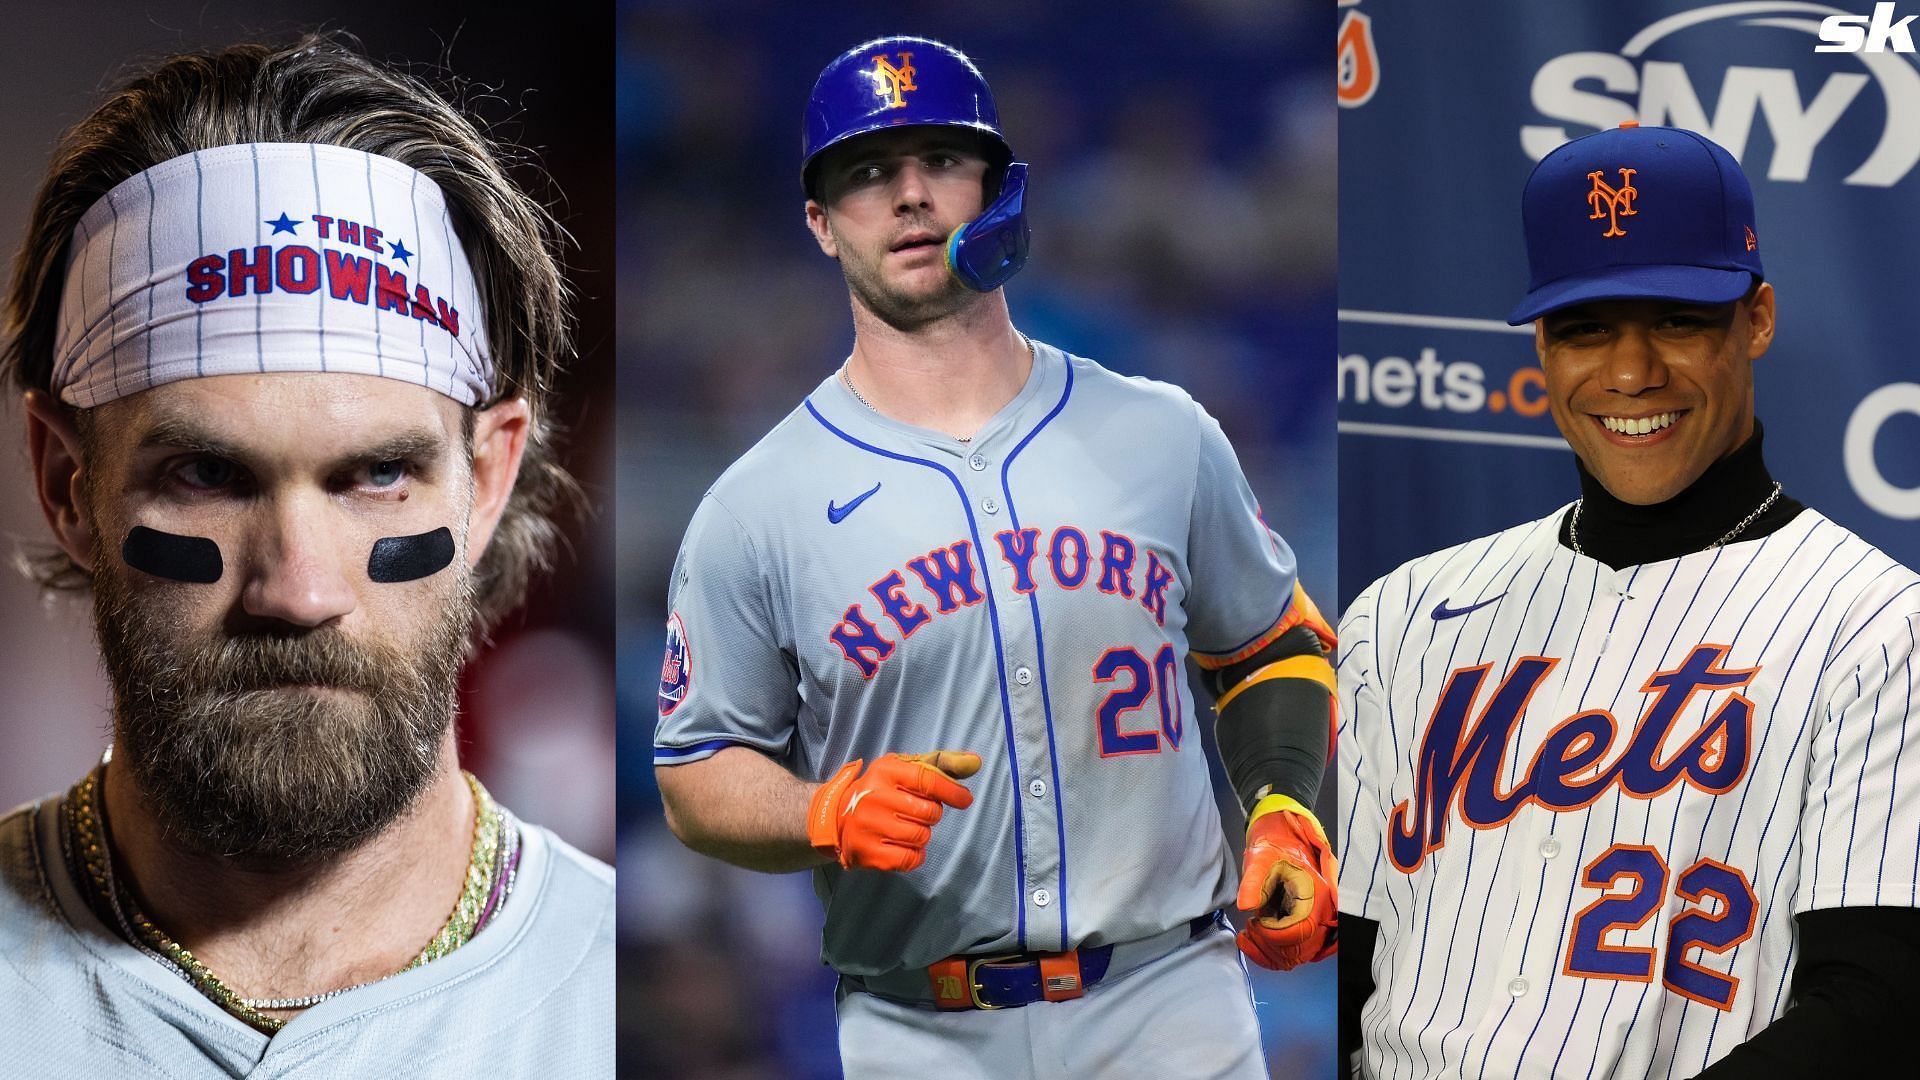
[0,37,611,1075]
[1337,123,1920,1078]
[654,36,1337,1077]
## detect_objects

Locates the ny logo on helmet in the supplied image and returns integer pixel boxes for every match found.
[1587,167,1639,237]
[870,52,918,109]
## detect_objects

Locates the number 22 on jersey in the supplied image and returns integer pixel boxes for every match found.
[1564,844,1759,1010]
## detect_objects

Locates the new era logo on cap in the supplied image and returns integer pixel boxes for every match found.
[1507,123,1764,324]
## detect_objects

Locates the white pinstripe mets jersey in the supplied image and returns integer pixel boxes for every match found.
[1337,506,1920,1079]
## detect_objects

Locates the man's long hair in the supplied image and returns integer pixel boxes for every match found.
[1,33,583,633]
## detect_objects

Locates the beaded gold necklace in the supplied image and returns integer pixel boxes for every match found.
[63,765,513,1034]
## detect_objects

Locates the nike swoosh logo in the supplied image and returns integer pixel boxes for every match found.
[828,482,882,525]
[1431,594,1506,620]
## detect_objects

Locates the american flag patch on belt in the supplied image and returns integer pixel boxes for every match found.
[1044,974,1080,992]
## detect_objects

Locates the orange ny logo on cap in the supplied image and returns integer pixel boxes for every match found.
[1745,224,1757,252]
[871,52,918,108]
[1586,167,1639,238]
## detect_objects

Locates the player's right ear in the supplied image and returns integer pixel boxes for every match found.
[22,390,97,573]
[804,200,839,259]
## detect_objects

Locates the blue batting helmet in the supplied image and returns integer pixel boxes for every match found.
[802,36,1030,292]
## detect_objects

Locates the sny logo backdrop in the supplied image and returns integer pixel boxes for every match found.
[1338,1,1920,606]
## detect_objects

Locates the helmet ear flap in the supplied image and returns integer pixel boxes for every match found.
[947,161,1029,292]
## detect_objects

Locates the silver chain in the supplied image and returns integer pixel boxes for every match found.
[76,768,181,977]
[239,982,381,1011]
[81,772,415,1013]
[838,365,879,412]
[241,818,521,1012]
[1571,480,1784,558]
[76,749,519,1017]
[838,334,1035,445]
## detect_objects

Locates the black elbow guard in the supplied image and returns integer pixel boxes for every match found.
[1212,625,1334,811]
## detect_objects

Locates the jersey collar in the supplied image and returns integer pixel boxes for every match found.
[809,339,1066,459]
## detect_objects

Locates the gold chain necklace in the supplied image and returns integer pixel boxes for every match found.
[64,767,509,1034]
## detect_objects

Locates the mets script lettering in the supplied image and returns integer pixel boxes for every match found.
[1587,167,1639,238]
[1388,644,1758,873]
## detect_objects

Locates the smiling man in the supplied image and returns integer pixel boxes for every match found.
[1337,124,1918,1078]
[652,36,1337,1078]
[0,38,610,1076]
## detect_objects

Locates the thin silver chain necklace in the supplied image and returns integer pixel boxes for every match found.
[840,334,1035,444]
[1570,480,1784,559]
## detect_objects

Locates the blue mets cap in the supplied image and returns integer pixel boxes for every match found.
[1506,123,1764,325]
[802,36,1013,199]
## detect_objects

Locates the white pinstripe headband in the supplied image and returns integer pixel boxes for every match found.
[52,143,493,408]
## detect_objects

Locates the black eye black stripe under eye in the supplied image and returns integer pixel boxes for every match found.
[122,526,222,584]
[119,526,454,585]
[367,527,456,583]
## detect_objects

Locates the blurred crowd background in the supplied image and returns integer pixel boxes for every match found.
[619,1,1337,1076]
[0,2,616,862]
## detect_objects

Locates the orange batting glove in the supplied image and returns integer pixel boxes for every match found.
[806,751,982,872]
[1236,794,1339,970]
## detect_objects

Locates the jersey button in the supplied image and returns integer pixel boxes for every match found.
[1014,666,1033,686]
[1539,838,1561,859]
[982,497,1000,515]
[1028,779,1047,798]
[1033,889,1052,908]
[1508,977,1529,998]
[968,454,988,472]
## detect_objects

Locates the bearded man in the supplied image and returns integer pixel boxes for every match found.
[0,36,611,1076]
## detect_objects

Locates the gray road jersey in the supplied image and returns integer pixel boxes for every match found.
[655,343,1297,976]
[0,793,613,1079]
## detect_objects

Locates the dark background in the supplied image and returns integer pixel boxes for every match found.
[0,2,616,861]
[619,0,1338,1076]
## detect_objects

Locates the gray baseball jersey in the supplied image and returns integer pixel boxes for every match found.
[654,342,1297,976]
[0,792,614,1078]
[1337,507,1920,1079]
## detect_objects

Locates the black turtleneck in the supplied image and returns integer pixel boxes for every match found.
[1556,420,1805,569]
